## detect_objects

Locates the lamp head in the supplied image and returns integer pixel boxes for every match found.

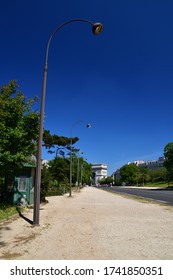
[92,23,103,35]
[86,123,91,128]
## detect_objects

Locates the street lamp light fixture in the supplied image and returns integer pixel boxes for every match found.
[33,18,103,226]
[92,23,103,35]
[86,123,91,128]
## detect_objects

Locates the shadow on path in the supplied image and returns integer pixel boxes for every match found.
[16,208,33,225]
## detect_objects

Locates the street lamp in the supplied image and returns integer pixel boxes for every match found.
[76,150,84,192]
[69,121,91,197]
[33,19,103,226]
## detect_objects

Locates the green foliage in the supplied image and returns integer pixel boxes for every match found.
[40,165,53,201]
[40,162,69,198]
[0,203,18,221]
[41,157,70,197]
[43,129,79,155]
[120,164,139,185]
[48,180,67,196]
[138,168,150,185]
[98,176,113,185]
[42,127,92,193]
[0,81,39,179]
[40,153,92,198]
[148,167,168,183]
[114,179,121,186]
[49,157,70,185]
[118,164,167,186]
[164,142,173,182]
[81,161,93,185]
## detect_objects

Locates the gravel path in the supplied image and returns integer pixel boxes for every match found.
[0,187,173,259]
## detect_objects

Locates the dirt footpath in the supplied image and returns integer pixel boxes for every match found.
[0,187,173,260]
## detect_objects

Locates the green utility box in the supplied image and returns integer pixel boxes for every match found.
[13,163,35,205]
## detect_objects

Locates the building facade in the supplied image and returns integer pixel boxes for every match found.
[127,160,145,166]
[138,157,165,169]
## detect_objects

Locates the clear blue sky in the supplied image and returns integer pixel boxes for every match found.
[1,0,173,175]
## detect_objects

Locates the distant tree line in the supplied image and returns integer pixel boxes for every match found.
[118,165,168,186]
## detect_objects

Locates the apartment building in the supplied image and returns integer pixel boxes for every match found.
[138,157,165,169]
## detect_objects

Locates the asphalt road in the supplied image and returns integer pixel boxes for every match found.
[95,186,173,206]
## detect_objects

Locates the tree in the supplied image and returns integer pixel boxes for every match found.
[120,164,139,185]
[138,167,150,186]
[41,164,53,202]
[0,81,39,184]
[49,157,70,187]
[43,129,79,156]
[98,176,113,185]
[148,167,167,183]
[164,142,173,182]
[78,158,92,185]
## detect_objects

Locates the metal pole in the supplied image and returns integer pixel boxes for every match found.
[69,137,72,197]
[80,163,83,189]
[33,63,47,226]
[33,19,103,225]
[77,150,80,191]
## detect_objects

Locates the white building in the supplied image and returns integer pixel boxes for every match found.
[127,160,145,166]
[92,163,107,185]
[138,157,165,169]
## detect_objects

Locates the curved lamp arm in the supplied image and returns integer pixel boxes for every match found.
[70,119,91,141]
[45,19,103,66]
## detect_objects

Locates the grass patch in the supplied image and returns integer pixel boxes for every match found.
[145,182,173,188]
[0,204,25,222]
[0,204,19,221]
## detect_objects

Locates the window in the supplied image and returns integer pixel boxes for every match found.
[18,176,27,191]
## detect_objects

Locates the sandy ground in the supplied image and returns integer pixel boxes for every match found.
[0,186,173,260]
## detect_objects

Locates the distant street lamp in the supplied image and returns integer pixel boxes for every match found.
[33,19,103,226]
[69,121,91,197]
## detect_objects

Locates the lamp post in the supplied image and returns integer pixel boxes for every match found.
[76,150,84,192]
[33,19,103,226]
[76,150,80,192]
[69,121,91,197]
